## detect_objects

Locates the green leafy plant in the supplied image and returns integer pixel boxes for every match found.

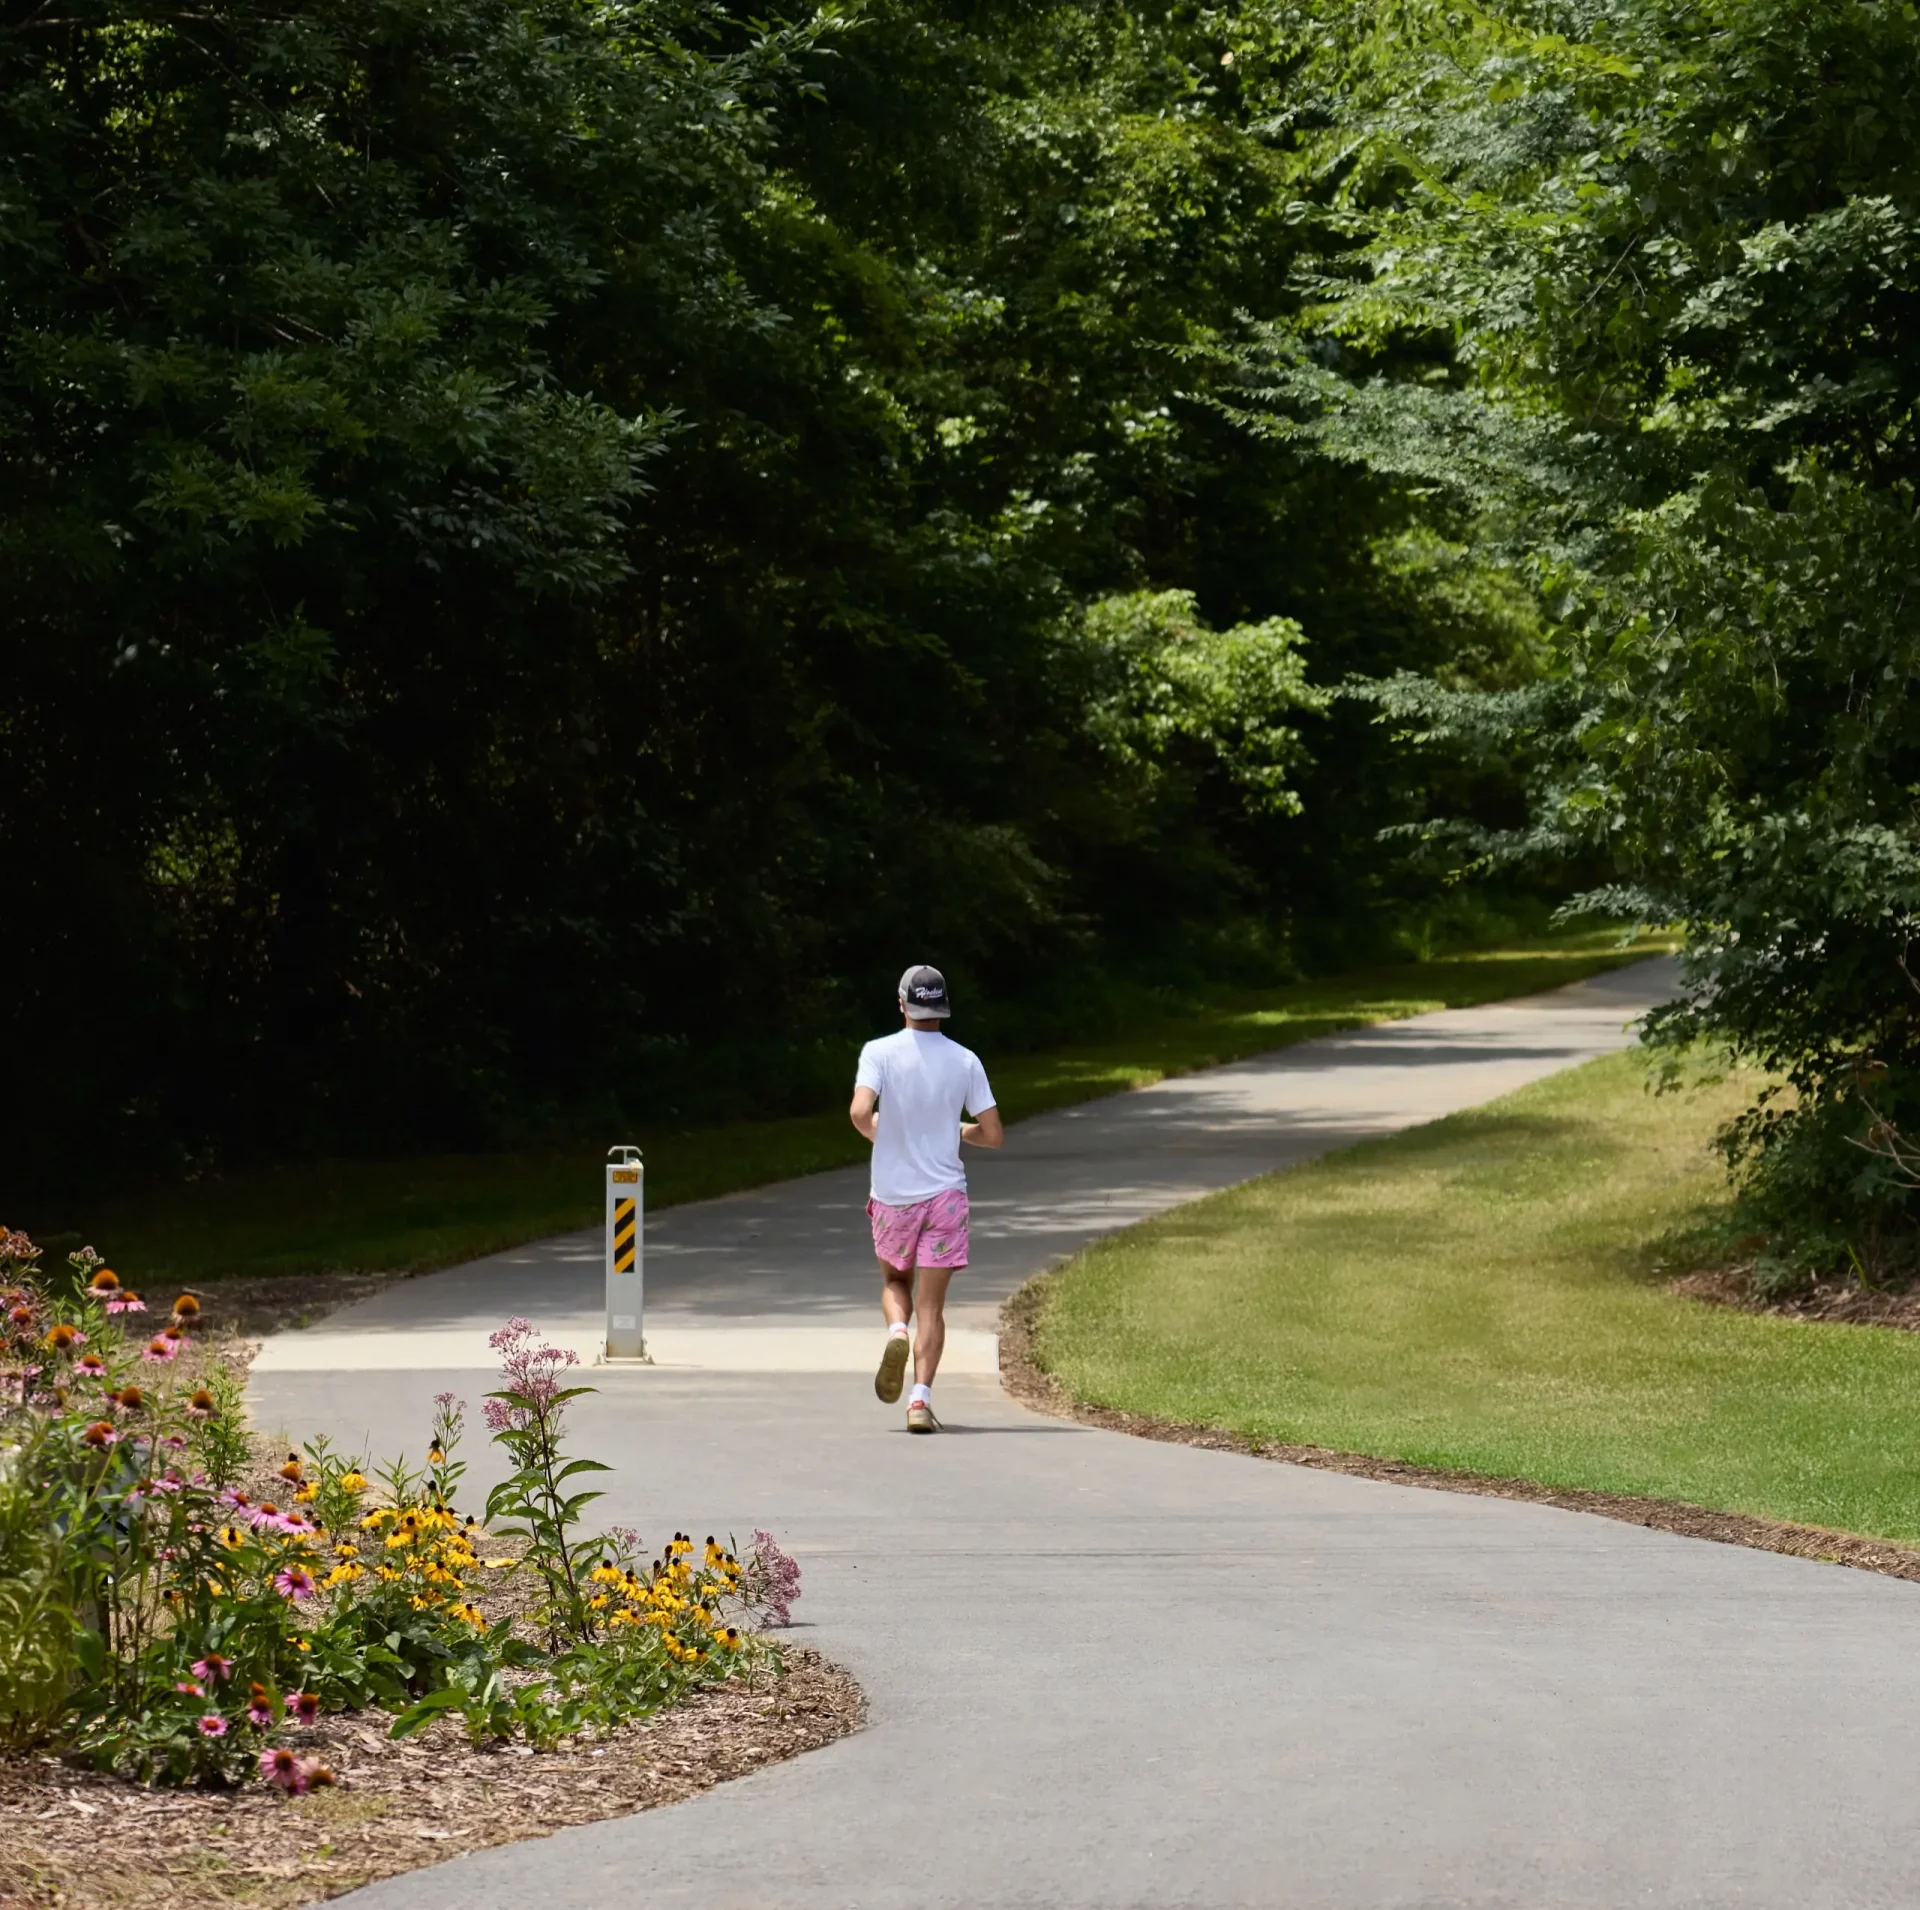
[0,1422,79,1750]
[480,1319,608,1648]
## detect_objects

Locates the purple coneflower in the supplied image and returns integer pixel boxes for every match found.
[285,1690,321,1726]
[273,1565,318,1603]
[259,1746,307,1793]
[193,1653,233,1684]
[141,1336,178,1363]
[105,1291,146,1314]
[197,1713,228,1738]
[177,1679,205,1697]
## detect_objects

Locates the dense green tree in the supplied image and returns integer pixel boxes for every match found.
[2,0,1519,1184]
[1287,0,1920,1275]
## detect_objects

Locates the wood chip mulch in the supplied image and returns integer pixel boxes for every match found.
[1671,1260,1920,1333]
[191,1268,420,1345]
[998,1274,1920,1589]
[0,1649,862,1910]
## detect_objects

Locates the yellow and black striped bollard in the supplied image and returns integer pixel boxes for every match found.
[604,1145,648,1361]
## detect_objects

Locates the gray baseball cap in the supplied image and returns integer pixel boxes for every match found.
[898,964,951,1020]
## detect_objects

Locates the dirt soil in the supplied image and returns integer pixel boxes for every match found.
[999,1274,1920,1588]
[1672,1260,1920,1333]
[0,1649,861,1909]
[190,1268,420,1347]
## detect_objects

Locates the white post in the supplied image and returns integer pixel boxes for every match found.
[604,1145,648,1363]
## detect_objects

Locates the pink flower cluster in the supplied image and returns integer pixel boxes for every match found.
[749,1529,802,1628]
[259,1746,334,1794]
[483,1317,581,1433]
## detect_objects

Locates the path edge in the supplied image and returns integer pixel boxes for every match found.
[999,1272,1920,1587]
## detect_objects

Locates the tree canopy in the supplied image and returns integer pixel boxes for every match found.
[21,0,1901,1267]
[5,0,1530,1182]
[1287,0,1920,1276]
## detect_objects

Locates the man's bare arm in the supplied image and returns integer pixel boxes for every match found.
[849,1085,880,1143]
[962,1105,1004,1149]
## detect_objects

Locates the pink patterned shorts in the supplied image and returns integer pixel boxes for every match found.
[868,1189,970,1272]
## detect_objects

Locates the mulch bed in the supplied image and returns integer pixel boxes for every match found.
[998,1273,1920,1588]
[0,1650,861,1910]
[1671,1260,1920,1333]
[189,1268,421,1344]
[0,1274,863,1910]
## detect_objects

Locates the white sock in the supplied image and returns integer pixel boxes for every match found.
[888,1322,909,1340]
[909,1382,932,1406]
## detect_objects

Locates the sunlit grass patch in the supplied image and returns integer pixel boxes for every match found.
[1035,1049,1920,1542]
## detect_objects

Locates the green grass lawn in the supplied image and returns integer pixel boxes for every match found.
[1034,1048,1920,1543]
[29,929,1666,1289]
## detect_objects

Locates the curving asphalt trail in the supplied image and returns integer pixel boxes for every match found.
[250,959,1920,1909]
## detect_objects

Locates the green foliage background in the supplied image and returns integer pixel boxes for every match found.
[1243,0,1920,1274]
[2,0,1542,1184]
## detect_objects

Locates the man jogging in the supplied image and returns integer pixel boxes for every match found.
[850,964,1003,1433]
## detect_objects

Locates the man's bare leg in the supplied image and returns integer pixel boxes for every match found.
[912,1266,953,1387]
[875,1260,915,1402]
[881,1261,915,1325]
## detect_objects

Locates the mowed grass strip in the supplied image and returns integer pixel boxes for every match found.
[38,931,1668,1287]
[1034,1050,1920,1543]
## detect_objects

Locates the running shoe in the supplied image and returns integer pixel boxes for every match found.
[875,1333,910,1404]
[907,1400,939,1434]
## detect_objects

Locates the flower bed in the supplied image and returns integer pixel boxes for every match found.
[0,1225,850,1900]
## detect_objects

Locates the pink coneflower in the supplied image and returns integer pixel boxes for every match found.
[272,1565,317,1602]
[141,1336,178,1363]
[74,1353,107,1379]
[197,1713,228,1738]
[105,1291,147,1314]
[42,1323,85,1353]
[87,1268,119,1292]
[186,1388,217,1420]
[246,1682,279,1728]
[250,1502,303,1535]
[193,1653,233,1684]
[80,1419,118,1448]
[260,1746,308,1793]
[177,1679,204,1697]
[285,1690,321,1726]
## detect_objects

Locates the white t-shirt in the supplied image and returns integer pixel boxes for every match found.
[854,1028,997,1207]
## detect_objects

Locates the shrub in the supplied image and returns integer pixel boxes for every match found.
[0,1235,800,1787]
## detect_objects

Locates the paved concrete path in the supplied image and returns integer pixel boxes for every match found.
[251,959,1920,1909]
